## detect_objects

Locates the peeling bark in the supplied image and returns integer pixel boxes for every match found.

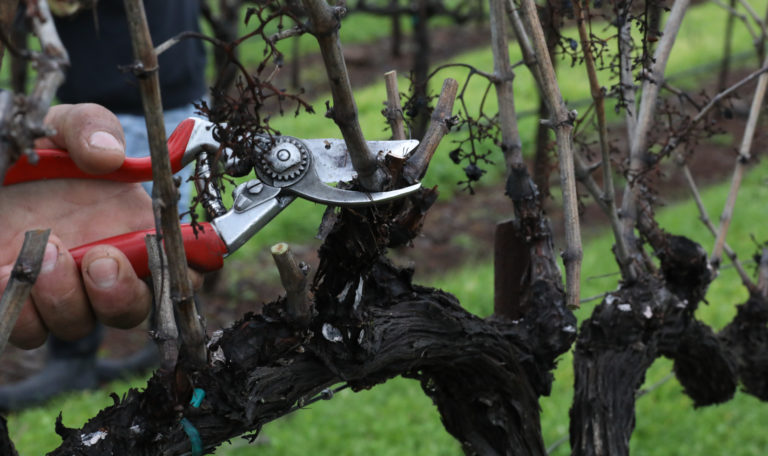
[49,253,550,455]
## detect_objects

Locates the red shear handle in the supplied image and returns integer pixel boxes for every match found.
[3,118,197,185]
[69,222,228,279]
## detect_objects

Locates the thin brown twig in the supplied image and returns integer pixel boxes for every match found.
[490,0,552,320]
[573,0,630,277]
[25,0,68,118]
[573,150,610,214]
[717,0,738,92]
[627,0,690,172]
[712,1,768,264]
[301,0,385,190]
[271,243,312,327]
[426,62,496,84]
[736,0,766,34]
[153,31,201,56]
[123,0,207,367]
[145,235,180,371]
[404,78,459,182]
[268,25,305,43]
[711,52,768,267]
[676,161,753,287]
[490,0,523,172]
[0,0,69,182]
[0,229,50,355]
[661,81,703,110]
[709,0,760,44]
[519,0,582,309]
[618,1,637,145]
[660,64,768,156]
[506,0,539,80]
[384,70,406,140]
[621,0,690,278]
[24,0,67,125]
[153,29,312,115]
[507,0,557,196]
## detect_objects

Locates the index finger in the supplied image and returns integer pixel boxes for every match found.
[35,103,127,175]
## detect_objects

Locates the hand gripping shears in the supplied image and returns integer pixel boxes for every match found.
[3,118,420,278]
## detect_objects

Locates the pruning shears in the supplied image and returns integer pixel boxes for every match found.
[3,118,420,278]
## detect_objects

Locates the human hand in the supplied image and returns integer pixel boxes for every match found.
[0,103,197,349]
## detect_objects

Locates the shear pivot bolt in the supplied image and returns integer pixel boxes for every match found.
[260,137,309,184]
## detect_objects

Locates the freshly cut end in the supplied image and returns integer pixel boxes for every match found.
[271,243,290,255]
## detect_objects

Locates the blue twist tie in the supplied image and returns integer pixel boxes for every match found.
[190,388,206,408]
[181,388,206,455]
[181,418,202,456]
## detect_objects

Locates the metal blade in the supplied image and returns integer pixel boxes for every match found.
[303,139,419,184]
[287,166,422,206]
[182,119,418,185]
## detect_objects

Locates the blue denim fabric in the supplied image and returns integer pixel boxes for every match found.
[116,104,198,217]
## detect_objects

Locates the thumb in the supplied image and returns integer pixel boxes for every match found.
[40,103,127,174]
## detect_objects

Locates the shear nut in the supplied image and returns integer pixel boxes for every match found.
[260,137,309,183]
[265,144,302,173]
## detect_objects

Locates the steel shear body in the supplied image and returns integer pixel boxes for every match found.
[3,118,421,278]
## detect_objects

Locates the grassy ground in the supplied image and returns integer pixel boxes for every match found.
[6,2,768,454]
